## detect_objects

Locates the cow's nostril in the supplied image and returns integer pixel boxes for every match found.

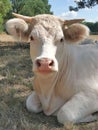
[49,60,54,66]
[36,60,41,67]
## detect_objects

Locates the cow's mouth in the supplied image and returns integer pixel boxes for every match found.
[37,68,56,74]
[33,67,58,75]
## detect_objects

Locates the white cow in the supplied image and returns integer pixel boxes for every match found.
[6,13,98,124]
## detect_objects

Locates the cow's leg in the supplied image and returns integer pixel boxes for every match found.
[26,91,42,113]
[57,92,98,124]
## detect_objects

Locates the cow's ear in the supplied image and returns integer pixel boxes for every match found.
[6,18,30,42]
[63,20,90,44]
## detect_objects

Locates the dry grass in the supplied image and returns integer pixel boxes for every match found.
[0,33,16,42]
[89,35,98,40]
[0,34,98,130]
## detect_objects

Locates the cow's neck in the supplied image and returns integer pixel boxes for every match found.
[33,73,58,97]
[33,73,65,115]
[54,44,77,99]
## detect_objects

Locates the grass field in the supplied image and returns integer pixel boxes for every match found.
[0,34,98,130]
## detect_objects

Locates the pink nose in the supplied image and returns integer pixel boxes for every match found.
[36,58,54,72]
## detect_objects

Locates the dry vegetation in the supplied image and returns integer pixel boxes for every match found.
[0,34,98,130]
[89,35,98,40]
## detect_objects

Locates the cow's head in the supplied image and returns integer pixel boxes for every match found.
[6,13,89,75]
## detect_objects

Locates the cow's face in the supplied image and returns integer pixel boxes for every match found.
[29,17,65,74]
[6,13,89,75]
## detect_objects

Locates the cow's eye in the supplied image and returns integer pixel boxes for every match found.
[60,38,64,42]
[30,36,34,41]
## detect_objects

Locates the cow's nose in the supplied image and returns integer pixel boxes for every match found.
[36,58,54,71]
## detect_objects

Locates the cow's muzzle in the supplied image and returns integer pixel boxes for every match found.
[35,58,55,74]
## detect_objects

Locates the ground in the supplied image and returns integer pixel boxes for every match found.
[0,33,98,130]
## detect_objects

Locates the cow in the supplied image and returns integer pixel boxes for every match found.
[6,13,98,124]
